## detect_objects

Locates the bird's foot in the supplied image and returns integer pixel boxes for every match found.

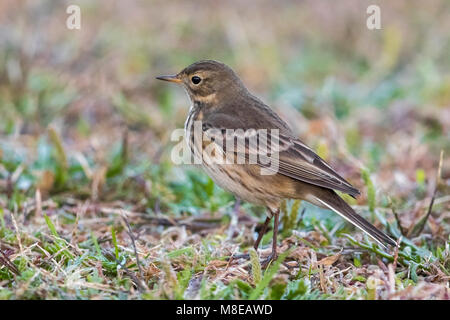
[260,252,278,269]
[226,253,250,261]
[226,249,278,268]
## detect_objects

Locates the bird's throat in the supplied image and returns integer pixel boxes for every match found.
[191,92,218,105]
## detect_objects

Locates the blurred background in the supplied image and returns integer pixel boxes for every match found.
[0,0,449,300]
[0,0,448,211]
[0,0,449,214]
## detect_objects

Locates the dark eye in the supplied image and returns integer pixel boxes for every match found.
[191,76,201,84]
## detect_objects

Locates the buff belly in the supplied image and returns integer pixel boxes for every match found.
[200,162,282,216]
[186,115,283,216]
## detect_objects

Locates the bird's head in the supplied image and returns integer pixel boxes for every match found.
[156,60,246,105]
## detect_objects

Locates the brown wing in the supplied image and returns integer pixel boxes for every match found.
[274,136,360,197]
[202,112,360,197]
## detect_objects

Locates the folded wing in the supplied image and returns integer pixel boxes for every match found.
[202,118,360,197]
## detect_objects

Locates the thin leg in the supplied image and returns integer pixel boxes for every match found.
[253,216,271,250]
[233,197,241,215]
[229,209,278,264]
[227,197,241,240]
[271,209,279,261]
[260,208,279,268]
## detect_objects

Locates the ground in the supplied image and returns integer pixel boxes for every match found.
[0,0,449,299]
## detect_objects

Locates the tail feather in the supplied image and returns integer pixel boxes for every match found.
[313,190,396,248]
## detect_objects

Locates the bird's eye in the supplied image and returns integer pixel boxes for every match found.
[191,76,201,84]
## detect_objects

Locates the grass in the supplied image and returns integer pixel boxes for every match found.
[0,0,449,300]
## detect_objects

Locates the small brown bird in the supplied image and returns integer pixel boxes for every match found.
[157,60,396,263]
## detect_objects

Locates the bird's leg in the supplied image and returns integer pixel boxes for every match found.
[227,197,241,240]
[227,211,273,262]
[233,197,241,215]
[228,215,271,261]
[261,208,279,267]
[270,208,280,261]
[253,216,271,250]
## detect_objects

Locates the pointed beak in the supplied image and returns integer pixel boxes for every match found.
[155,74,182,83]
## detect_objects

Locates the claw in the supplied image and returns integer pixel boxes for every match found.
[226,253,250,261]
[260,253,278,269]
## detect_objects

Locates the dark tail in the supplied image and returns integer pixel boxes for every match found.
[313,189,396,248]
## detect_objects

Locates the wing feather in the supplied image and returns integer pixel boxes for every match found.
[202,122,360,197]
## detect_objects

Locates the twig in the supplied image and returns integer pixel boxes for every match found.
[118,258,147,293]
[391,204,407,237]
[103,249,147,293]
[154,198,161,215]
[121,213,144,282]
[121,128,129,165]
[35,189,42,217]
[6,172,12,199]
[10,211,23,255]
[392,236,402,269]
[101,207,226,231]
[0,250,20,275]
[408,150,444,237]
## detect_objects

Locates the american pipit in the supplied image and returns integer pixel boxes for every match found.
[157,60,396,263]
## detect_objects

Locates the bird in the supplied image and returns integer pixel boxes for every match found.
[156,60,396,264]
